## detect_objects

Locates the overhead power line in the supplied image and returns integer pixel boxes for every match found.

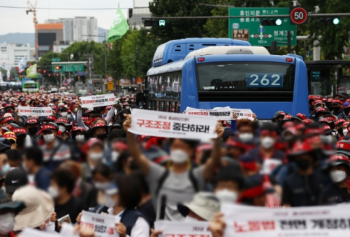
[0,5,136,10]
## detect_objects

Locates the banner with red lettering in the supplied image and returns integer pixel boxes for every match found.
[18,106,52,116]
[214,107,254,121]
[222,204,350,237]
[155,221,212,237]
[80,94,116,108]
[129,109,217,139]
[80,211,118,237]
[184,107,233,121]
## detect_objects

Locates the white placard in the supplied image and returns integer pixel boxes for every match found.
[60,223,79,237]
[155,221,212,237]
[18,106,52,116]
[129,109,217,139]
[19,228,59,237]
[260,159,282,175]
[80,94,116,108]
[184,107,233,120]
[81,211,119,237]
[213,107,255,121]
[222,203,350,237]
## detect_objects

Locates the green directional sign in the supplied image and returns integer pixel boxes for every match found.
[52,63,84,72]
[52,58,61,62]
[229,8,296,46]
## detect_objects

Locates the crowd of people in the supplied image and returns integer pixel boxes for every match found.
[0,91,350,237]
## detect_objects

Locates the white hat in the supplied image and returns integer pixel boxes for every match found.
[177,192,220,221]
[12,185,54,231]
[3,113,12,118]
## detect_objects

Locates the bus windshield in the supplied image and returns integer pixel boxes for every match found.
[196,62,295,92]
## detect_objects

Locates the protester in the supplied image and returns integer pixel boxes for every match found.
[4,168,28,196]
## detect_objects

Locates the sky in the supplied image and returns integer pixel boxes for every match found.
[0,0,151,35]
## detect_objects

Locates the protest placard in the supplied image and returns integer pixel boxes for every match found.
[80,94,116,108]
[60,223,79,237]
[19,228,58,237]
[80,211,119,237]
[221,203,350,237]
[155,221,212,237]
[129,109,217,139]
[184,107,233,120]
[213,107,254,121]
[18,106,52,116]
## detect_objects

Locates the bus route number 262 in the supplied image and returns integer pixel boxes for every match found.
[246,73,284,88]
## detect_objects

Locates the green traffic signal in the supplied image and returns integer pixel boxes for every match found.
[276,19,282,26]
[333,18,340,25]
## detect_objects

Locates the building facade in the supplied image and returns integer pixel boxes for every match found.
[129,0,153,29]
[35,23,64,57]
[0,43,35,68]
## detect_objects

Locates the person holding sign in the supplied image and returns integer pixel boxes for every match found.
[123,114,224,221]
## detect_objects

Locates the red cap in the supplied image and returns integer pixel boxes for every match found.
[289,141,313,156]
[302,119,314,125]
[296,113,307,120]
[92,123,107,129]
[13,128,27,135]
[41,124,57,131]
[3,132,16,140]
[316,107,327,113]
[113,141,128,150]
[332,99,342,104]
[46,116,56,121]
[335,119,346,127]
[55,118,69,124]
[86,138,103,148]
[72,127,86,133]
[312,100,323,107]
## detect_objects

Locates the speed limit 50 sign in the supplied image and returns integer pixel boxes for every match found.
[290,7,308,25]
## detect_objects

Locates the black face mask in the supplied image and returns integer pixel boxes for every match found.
[333,106,340,111]
[17,136,26,147]
[96,133,107,141]
[337,127,344,137]
[295,159,310,171]
[28,127,38,136]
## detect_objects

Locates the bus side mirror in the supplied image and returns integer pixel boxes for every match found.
[270,41,277,53]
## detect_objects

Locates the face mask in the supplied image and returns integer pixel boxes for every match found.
[343,129,348,136]
[239,133,254,142]
[1,163,10,175]
[184,216,199,222]
[17,136,26,147]
[103,195,117,208]
[170,149,188,164]
[337,128,344,137]
[125,106,130,110]
[96,133,107,141]
[43,134,55,143]
[295,159,310,171]
[89,152,103,161]
[216,189,238,203]
[59,126,66,132]
[261,137,275,149]
[319,116,324,120]
[48,186,59,199]
[28,127,38,135]
[111,151,120,162]
[330,170,347,183]
[74,108,78,113]
[315,106,321,110]
[75,135,85,142]
[0,212,15,235]
[68,114,72,119]
[61,112,67,117]
[94,182,112,190]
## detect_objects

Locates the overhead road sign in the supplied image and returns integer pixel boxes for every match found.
[290,7,308,25]
[229,8,296,46]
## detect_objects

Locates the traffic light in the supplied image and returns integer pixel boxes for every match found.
[159,20,166,27]
[143,18,158,27]
[55,65,62,71]
[43,70,47,74]
[15,67,19,71]
[319,18,340,25]
[261,18,282,26]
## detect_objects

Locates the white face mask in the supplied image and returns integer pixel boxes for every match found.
[61,112,67,117]
[215,189,238,203]
[43,133,55,143]
[125,106,130,110]
[75,134,85,142]
[48,186,59,198]
[170,149,188,164]
[184,216,199,222]
[343,129,348,136]
[330,170,347,183]
[111,151,120,162]
[89,152,103,161]
[58,126,66,132]
[68,114,72,119]
[239,133,254,142]
[0,212,15,235]
[103,195,117,208]
[94,182,111,190]
[261,137,275,149]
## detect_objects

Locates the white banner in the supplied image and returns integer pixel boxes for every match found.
[18,106,52,116]
[81,211,119,237]
[184,107,233,120]
[230,108,254,121]
[155,221,212,237]
[80,94,116,108]
[19,228,58,237]
[222,204,350,237]
[129,109,217,139]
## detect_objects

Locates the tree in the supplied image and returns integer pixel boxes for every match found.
[149,0,214,42]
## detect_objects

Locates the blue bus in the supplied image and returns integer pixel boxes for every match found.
[152,38,251,67]
[146,46,308,120]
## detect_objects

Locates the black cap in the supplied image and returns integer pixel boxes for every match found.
[4,168,28,195]
[216,157,245,190]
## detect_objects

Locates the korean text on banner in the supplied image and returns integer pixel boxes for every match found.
[155,221,212,237]
[184,107,233,120]
[18,106,52,116]
[212,107,255,121]
[129,109,217,139]
[221,203,350,237]
[80,94,116,108]
[81,211,119,237]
